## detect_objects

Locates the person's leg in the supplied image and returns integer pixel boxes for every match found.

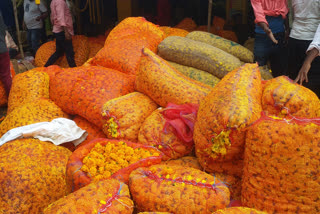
[0,52,13,96]
[286,37,301,80]
[64,38,77,67]
[27,29,32,53]
[269,32,287,78]
[253,33,271,66]
[44,32,65,67]
[30,29,43,56]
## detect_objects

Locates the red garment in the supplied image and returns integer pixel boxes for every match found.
[0,51,12,96]
[50,0,74,35]
[251,0,288,25]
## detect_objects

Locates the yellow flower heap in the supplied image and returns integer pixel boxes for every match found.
[81,141,160,181]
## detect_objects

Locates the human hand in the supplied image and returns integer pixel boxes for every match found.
[294,62,311,85]
[65,31,72,40]
[258,22,278,44]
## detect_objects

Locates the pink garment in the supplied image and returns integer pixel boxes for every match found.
[251,0,288,25]
[50,0,74,35]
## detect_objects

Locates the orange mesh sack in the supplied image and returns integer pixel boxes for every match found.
[7,69,49,113]
[138,107,195,161]
[212,16,226,32]
[0,98,69,137]
[213,173,242,201]
[213,207,267,214]
[193,63,262,176]
[43,178,133,214]
[218,30,238,43]
[129,164,230,213]
[174,18,197,32]
[102,92,158,142]
[73,115,106,148]
[91,17,164,75]
[49,66,135,128]
[66,138,162,192]
[35,35,89,68]
[163,156,202,170]
[160,26,189,38]
[0,139,71,214]
[88,41,104,58]
[0,61,15,106]
[242,114,320,213]
[135,48,212,107]
[262,76,320,118]
[138,213,173,214]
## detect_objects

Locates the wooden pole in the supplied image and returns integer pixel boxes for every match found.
[207,0,212,32]
[12,0,24,58]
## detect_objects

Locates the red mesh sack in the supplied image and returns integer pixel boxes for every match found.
[0,61,15,107]
[48,66,135,128]
[102,92,158,142]
[129,164,230,213]
[262,76,320,118]
[66,138,162,192]
[194,63,262,176]
[138,108,194,161]
[73,115,107,148]
[163,156,202,170]
[135,48,212,107]
[242,113,320,213]
[0,139,71,214]
[7,69,49,113]
[43,179,133,214]
[91,17,164,75]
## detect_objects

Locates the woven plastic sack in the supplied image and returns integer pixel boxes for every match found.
[43,178,133,214]
[66,138,162,192]
[129,164,230,213]
[73,115,106,149]
[35,35,89,68]
[160,26,189,38]
[138,108,194,161]
[174,18,197,32]
[7,69,49,113]
[0,139,71,214]
[135,48,212,107]
[213,207,267,214]
[194,63,262,176]
[102,92,158,142]
[0,98,69,137]
[0,61,15,107]
[163,156,202,170]
[49,66,135,128]
[262,76,320,118]
[242,114,320,213]
[91,17,164,75]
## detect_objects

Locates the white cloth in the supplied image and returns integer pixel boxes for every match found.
[24,0,47,29]
[289,0,320,40]
[307,24,320,56]
[0,118,88,147]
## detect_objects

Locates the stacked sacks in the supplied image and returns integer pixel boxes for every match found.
[138,103,198,160]
[44,179,133,213]
[7,69,49,113]
[102,92,158,142]
[242,114,320,213]
[163,156,203,170]
[159,26,189,38]
[48,66,135,128]
[90,17,164,75]
[66,138,162,191]
[174,18,197,32]
[129,164,230,213]
[193,63,262,177]
[135,48,212,107]
[213,207,267,214]
[0,139,71,213]
[262,76,320,118]
[35,35,89,68]
[157,36,241,79]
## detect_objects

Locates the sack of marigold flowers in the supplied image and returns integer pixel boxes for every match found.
[138,103,198,160]
[0,139,71,214]
[242,113,320,213]
[262,76,320,118]
[66,138,162,192]
[43,178,133,214]
[102,92,158,142]
[213,207,267,214]
[193,63,262,176]
[163,156,202,170]
[129,164,230,214]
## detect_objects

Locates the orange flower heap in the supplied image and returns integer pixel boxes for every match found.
[81,141,160,181]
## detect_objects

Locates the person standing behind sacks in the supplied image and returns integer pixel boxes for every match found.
[23,0,48,56]
[44,0,76,68]
[251,0,289,77]
[0,11,12,97]
[287,0,320,97]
